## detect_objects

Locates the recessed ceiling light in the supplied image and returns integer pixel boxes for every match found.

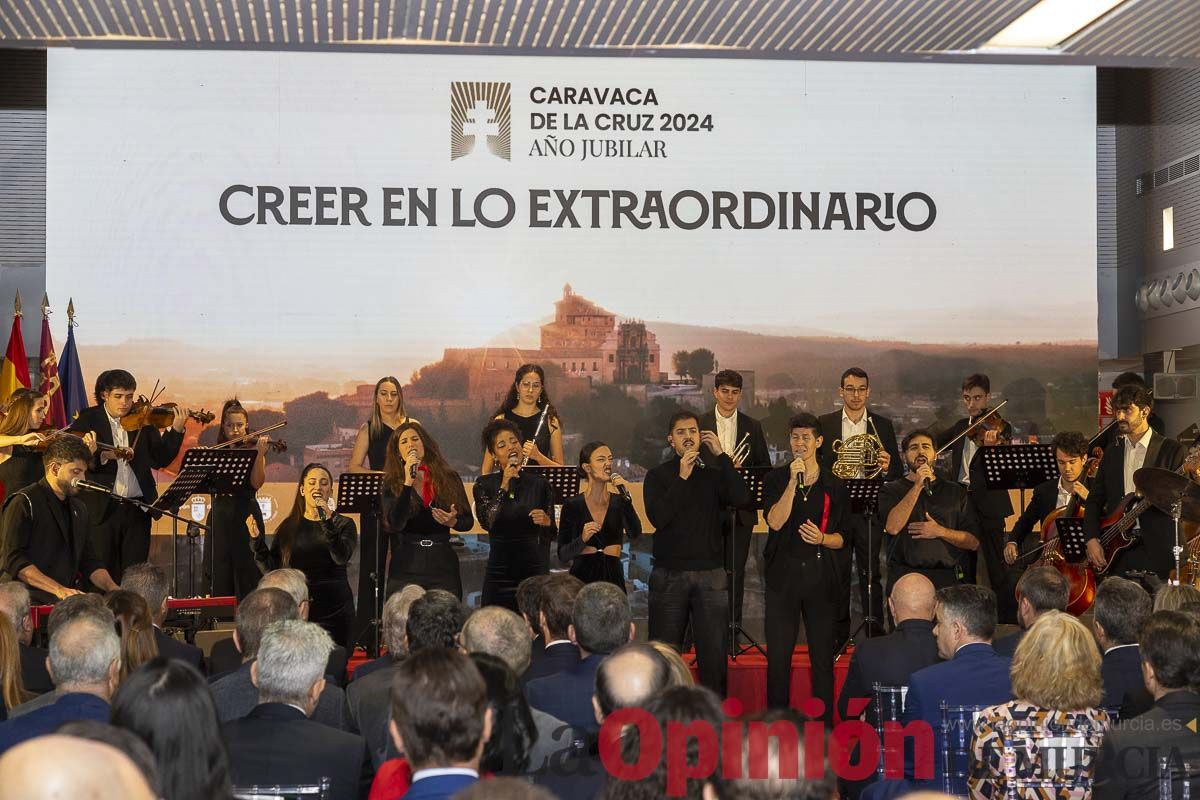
[984,0,1130,49]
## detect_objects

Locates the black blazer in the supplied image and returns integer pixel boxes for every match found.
[937,414,1015,520]
[68,404,184,517]
[816,409,903,482]
[19,643,53,695]
[1007,478,1062,548]
[522,640,580,685]
[208,637,348,687]
[698,409,770,527]
[1083,431,1186,578]
[0,479,104,603]
[1101,644,1154,718]
[1094,690,1200,800]
[836,618,940,722]
[222,703,371,800]
[153,628,205,674]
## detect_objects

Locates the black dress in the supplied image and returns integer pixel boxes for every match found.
[206,489,264,601]
[0,446,46,504]
[503,409,552,457]
[350,421,400,653]
[557,492,642,591]
[251,514,358,649]
[472,471,556,611]
[383,476,474,599]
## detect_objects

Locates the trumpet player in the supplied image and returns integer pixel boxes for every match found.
[817,367,902,641]
[699,369,770,627]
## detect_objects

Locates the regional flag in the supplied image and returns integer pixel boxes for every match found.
[39,297,66,427]
[0,292,31,405]
[59,300,87,421]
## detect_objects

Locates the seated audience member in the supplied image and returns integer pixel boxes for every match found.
[517,575,551,663]
[524,573,584,683]
[0,581,53,694]
[0,610,120,752]
[112,657,234,800]
[605,685,726,800]
[223,620,370,800]
[5,595,110,718]
[209,587,351,730]
[57,720,163,797]
[471,652,536,775]
[1153,582,1200,612]
[838,572,940,722]
[992,565,1069,657]
[105,590,159,682]
[1179,600,1200,620]
[1092,577,1154,717]
[0,734,156,800]
[460,605,572,771]
[120,562,205,673]
[453,777,556,800]
[354,583,425,682]
[387,648,492,800]
[1094,610,1200,800]
[536,641,672,799]
[526,581,634,732]
[650,639,696,687]
[969,612,1109,800]
[722,709,835,800]
[0,615,30,719]
[209,568,349,685]
[352,588,465,768]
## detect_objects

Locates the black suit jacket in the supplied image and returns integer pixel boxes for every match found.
[836,618,940,722]
[937,414,1016,520]
[816,409,903,482]
[1007,478,1062,549]
[1101,644,1154,718]
[698,409,770,527]
[1083,431,1186,578]
[522,641,580,685]
[208,637,348,687]
[154,627,205,674]
[222,703,370,800]
[68,404,183,520]
[1094,690,1200,800]
[19,643,52,695]
[0,479,104,603]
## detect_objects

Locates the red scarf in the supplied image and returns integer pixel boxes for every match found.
[416,464,435,507]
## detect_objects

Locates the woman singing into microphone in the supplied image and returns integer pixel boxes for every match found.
[383,421,474,599]
[557,442,642,591]
[472,420,555,611]
[247,463,358,649]
[480,364,565,474]
[207,399,268,600]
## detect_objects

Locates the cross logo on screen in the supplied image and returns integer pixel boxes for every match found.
[450,82,512,162]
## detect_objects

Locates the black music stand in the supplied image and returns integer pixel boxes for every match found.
[155,448,258,598]
[731,466,772,659]
[1050,518,1090,563]
[837,478,886,660]
[337,473,386,657]
[979,444,1059,500]
[522,466,581,506]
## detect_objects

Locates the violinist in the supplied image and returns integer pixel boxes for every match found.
[1004,431,1092,567]
[205,400,269,600]
[0,390,61,500]
[937,373,1017,622]
[68,370,186,582]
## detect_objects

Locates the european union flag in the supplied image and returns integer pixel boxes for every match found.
[59,319,87,421]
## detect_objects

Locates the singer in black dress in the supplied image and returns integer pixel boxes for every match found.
[480,364,565,474]
[558,441,642,591]
[249,463,358,649]
[382,421,474,599]
[472,420,556,610]
[205,400,267,601]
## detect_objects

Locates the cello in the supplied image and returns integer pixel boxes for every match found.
[1036,455,1100,616]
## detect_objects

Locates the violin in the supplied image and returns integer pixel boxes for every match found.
[968,407,1011,446]
[30,425,134,460]
[121,395,215,432]
[207,421,288,453]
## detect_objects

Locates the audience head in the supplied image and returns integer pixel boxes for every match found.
[406,589,466,652]
[717,709,833,800]
[46,592,112,636]
[257,568,310,619]
[462,606,533,676]
[57,721,162,798]
[595,642,672,722]
[390,648,491,771]
[452,777,556,800]
[650,640,696,688]
[0,614,27,711]
[251,620,333,717]
[111,657,233,800]
[538,573,584,642]
[0,581,33,646]
[234,587,299,660]
[120,563,171,626]
[1139,610,1200,697]
[1178,601,1200,621]
[48,610,121,699]
[0,735,155,800]
[516,575,550,634]
[933,585,997,658]
[383,584,425,658]
[1093,577,1152,649]
[1014,566,1069,629]
[1011,611,1102,711]
[104,590,158,682]
[469,652,536,775]
[1154,583,1200,612]
[570,581,633,657]
[888,573,936,624]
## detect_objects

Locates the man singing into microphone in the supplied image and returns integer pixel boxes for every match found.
[644,410,750,695]
[762,413,845,723]
[0,437,119,603]
[472,420,556,612]
[878,429,980,596]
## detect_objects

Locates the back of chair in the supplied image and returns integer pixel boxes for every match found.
[872,683,907,779]
[232,778,331,800]
[941,703,991,796]
[1159,755,1200,800]
[993,715,1107,799]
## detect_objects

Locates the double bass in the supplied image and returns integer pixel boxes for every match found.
[1036,456,1100,616]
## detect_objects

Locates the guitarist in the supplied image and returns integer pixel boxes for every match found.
[1084,384,1186,580]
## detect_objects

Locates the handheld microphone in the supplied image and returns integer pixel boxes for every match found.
[918,461,934,498]
[408,449,419,480]
[316,504,328,521]
[71,477,112,494]
[612,474,631,502]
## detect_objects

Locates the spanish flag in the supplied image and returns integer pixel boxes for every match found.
[0,292,30,405]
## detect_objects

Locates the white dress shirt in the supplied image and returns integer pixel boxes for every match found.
[106,411,141,499]
[715,409,737,456]
[960,435,978,485]
[1122,427,1153,495]
[1056,478,1073,508]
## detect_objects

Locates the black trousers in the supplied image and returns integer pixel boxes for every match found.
[832,513,886,646]
[204,514,261,601]
[764,553,836,724]
[92,502,152,584]
[386,540,462,600]
[725,515,754,624]
[977,516,1018,624]
[648,566,728,696]
[350,511,388,654]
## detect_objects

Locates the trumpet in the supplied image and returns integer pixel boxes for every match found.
[730,432,751,465]
[830,416,885,480]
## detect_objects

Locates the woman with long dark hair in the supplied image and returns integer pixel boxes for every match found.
[105,590,159,683]
[469,652,536,775]
[247,463,358,648]
[111,657,235,800]
[0,613,29,719]
[0,389,90,501]
[205,399,268,600]
[558,441,642,591]
[480,364,565,474]
[383,421,474,599]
